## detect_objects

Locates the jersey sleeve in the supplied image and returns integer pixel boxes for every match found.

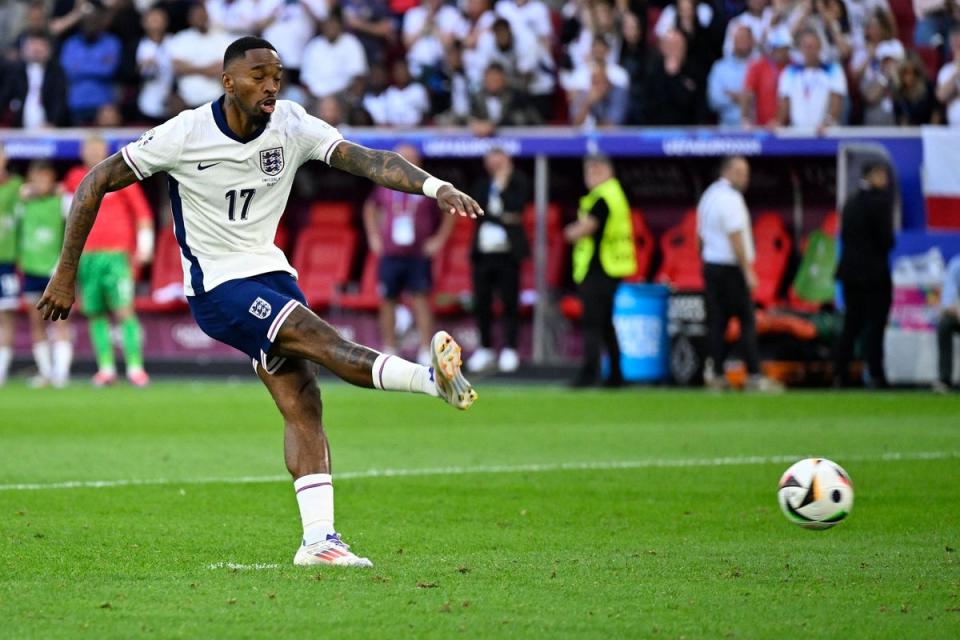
[287,102,345,165]
[120,112,191,180]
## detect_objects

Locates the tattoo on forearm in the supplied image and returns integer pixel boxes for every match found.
[330,143,429,194]
[59,153,137,271]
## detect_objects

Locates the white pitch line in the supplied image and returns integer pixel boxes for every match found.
[0,450,956,493]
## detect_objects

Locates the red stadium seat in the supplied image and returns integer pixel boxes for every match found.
[889,0,916,45]
[135,223,187,312]
[291,227,358,309]
[432,232,473,314]
[821,210,839,237]
[308,201,354,229]
[339,252,381,312]
[624,209,654,283]
[752,212,793,308]
[655,210,703,291]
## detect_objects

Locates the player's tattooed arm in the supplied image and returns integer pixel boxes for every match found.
[37,153,138,321]
[329,141,484,218]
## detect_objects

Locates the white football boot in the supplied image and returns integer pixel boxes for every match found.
[293,533,373,568]
[431,331,478,410]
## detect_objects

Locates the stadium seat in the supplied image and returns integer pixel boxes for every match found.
[655,210,703,291]
[308,201,354,229]
[432,233,473,313]
[339,252,381,312]
[291,227,358,309]
[820,210,839,237]
[624,209,654,283]
[752,212,793,308]
[889,0,917,45]
[135,223,187,312]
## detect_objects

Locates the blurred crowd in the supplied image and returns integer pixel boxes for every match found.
[1,0,959,130]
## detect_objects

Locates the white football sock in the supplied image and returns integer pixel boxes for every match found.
[371,353,439,396]
[32,341,52,380]
[0,346,11,384]
[294,473,335,545]
[52,340,73,386]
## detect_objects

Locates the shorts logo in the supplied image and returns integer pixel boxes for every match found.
[259,147,284,176]
[249,297,272,319]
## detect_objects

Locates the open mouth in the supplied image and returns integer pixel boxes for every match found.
[259,99,276,114]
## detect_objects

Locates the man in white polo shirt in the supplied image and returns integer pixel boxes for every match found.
[935,26,960,126]
[697,156,782,392]
[775,29,847,132]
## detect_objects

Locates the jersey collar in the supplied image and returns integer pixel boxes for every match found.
[211,96,267,144]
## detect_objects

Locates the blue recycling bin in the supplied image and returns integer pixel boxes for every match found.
[611,283,670,382]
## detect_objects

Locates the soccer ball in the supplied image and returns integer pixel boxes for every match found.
[777,458,854,529]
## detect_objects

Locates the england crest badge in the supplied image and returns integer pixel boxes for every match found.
[259,147,284,176]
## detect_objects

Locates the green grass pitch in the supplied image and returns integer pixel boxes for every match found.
[1,382,958,638]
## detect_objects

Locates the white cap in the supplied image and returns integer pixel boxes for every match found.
[766,26,792,51]
[876,39,906,62]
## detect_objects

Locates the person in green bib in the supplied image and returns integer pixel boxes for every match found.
[0,142,25,385]
[564,154,637,388]
[17,161,72,388]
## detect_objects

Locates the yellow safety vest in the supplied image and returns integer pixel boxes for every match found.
[572,177,637,284]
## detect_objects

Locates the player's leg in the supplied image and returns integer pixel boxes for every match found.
[862,279,892,388]
[78,254,117,385]
[26,303,52,386]
[833,284,867,386]
[0,310,13,385]
[272,304,476,409]
[467,255,496,372]
[256,357,371,567]
[0,265,19,385]
[103,254,148,386]
[599,276,622,386]
[377,256,400,354]
[48,315,72,388]
[408,257,435,366]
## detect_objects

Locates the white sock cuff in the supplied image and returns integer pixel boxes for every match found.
[294,473,332,494]
[371,353,391,390]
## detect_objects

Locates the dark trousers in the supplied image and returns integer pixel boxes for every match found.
[577,269,622,383]
[938,312,960,385]
[834,280,892,385]
[473,253,520,349]
[703,263,761,376]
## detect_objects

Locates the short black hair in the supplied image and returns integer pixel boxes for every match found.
[223,36,277,69]
[862,161,889,178]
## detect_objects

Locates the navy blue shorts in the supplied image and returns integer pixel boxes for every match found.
[21,274,49,298]
[378,255,432,300]
[188,271,306,374]
[0,263,19,310]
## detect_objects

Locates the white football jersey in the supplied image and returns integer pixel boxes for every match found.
[121,98,343,296]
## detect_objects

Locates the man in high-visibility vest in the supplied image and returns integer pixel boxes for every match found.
[564,154,636,387]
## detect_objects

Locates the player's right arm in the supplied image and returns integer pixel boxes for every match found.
[37,154,138,321]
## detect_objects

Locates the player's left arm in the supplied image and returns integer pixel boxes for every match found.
[37,153,138,321]
[329,141,483,219]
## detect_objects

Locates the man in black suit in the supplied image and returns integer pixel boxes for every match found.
[1,32,69,128]
[466,147,531,373]
[834,162,896,388]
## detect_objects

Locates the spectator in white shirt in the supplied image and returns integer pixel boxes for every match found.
[301,8,369,99]
[205,0,262,36]
[403,0,468,77]
[709,26,755,127]
[654,0,714,40]
[567,37,630,126]
[462,0,497,51]
[168,3,235,108]
[936,26,960,125]
[364,59,431,127]
[136,6,174,122]
[495,0,554,50]
[843,0,894,58]
[723,0,772,55]
[776,28,847,130]
[259,0,329,82]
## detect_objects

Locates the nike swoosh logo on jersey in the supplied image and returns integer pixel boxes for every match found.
[197,162,221,170]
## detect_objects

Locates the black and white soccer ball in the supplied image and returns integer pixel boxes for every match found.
[777,458,854,530]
